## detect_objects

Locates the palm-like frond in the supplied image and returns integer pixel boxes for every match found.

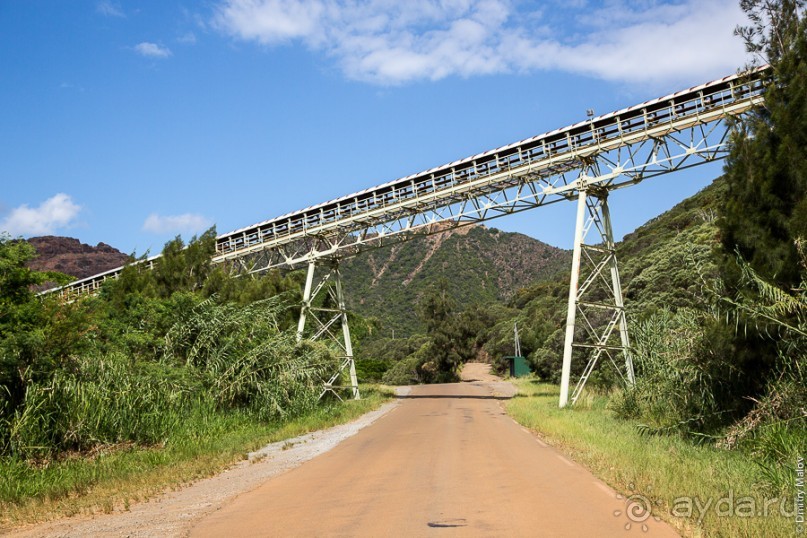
[727,253,807,338]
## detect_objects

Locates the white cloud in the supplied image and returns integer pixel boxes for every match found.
[0,193,82,237]
[513,1,750,85]
[212,0,749,86]
[134,42,173,58]
[97,1,125,17]
[215,0,326,44]
[142,213,213,235]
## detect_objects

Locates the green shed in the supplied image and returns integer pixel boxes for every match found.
[506,356,531,377]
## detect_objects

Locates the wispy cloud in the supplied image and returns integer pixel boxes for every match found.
[142,213,213,235]
[178,32,198,44]
[0,193,82,237]
[59,81,85,92]
[134,42,173,58]
[96,1,125,18]
[212,0,749,86]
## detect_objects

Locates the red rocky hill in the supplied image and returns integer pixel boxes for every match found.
[27,236,131,280]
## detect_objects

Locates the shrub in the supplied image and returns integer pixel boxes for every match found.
[7,353,189,459]
[382,355,424,385]
[611,309,727,435]
[355,359,389,382]
[163,295,336,420]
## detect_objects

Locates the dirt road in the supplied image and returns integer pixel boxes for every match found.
[190,371,678,537]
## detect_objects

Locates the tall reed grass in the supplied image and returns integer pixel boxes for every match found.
[3,294,338,459]
[611,308,723,435]
[7,353,189,459]
[163,295,337,420]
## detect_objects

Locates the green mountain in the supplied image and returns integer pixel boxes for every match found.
[341,224,571,337]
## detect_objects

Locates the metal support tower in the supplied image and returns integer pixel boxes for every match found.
[559,185,634,408]
[297,259,360,400]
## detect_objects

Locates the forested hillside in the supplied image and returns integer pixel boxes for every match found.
[618,181,724,313]
[341,224,569,337]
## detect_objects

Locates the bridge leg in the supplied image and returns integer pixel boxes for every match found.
[601,197,635,388]
[297,260,317,342]
[335,267,360,400]
[559,190,588,408]
[296,259,360,400]
[559,188,634,408]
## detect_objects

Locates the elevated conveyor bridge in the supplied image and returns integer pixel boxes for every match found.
[48,66,771,406]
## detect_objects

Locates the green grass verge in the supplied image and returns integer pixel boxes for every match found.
[0,385,392,530]
[505,379,798,538]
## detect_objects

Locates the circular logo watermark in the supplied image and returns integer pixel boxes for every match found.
[614,483,663,532]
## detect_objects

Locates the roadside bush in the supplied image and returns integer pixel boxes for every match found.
[747,420,807,495]
[611,309,727,435]
[7,353,189,459]
[529,329,565,383]
[355,359,389,382]
[163,295,336,420]
[719,359,807,493]
[382,355,424,385]
[205,335,334,421]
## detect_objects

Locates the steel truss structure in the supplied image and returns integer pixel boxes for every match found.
[297,259,360,400]
[560,187,633,407]
[47,67,769,406]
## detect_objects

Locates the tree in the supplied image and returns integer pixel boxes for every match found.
[716,0,807,411]
[0,236,67,309]
[152,227,217,297]
[0,236,76,427]
[721,0,807,288]
[0,237,45,392]
[417,279,462,382]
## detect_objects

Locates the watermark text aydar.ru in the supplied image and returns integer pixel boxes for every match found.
[670,489,800,526]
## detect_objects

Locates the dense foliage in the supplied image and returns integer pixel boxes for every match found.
[703,1,807,435]
[0,231,338,461]
[717,0,806,463]
[607,0,807,495]
[721,0,807,289]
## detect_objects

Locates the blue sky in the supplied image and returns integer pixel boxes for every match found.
[0,0,750,254]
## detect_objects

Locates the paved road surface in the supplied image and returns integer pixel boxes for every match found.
[190,379,678,537]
